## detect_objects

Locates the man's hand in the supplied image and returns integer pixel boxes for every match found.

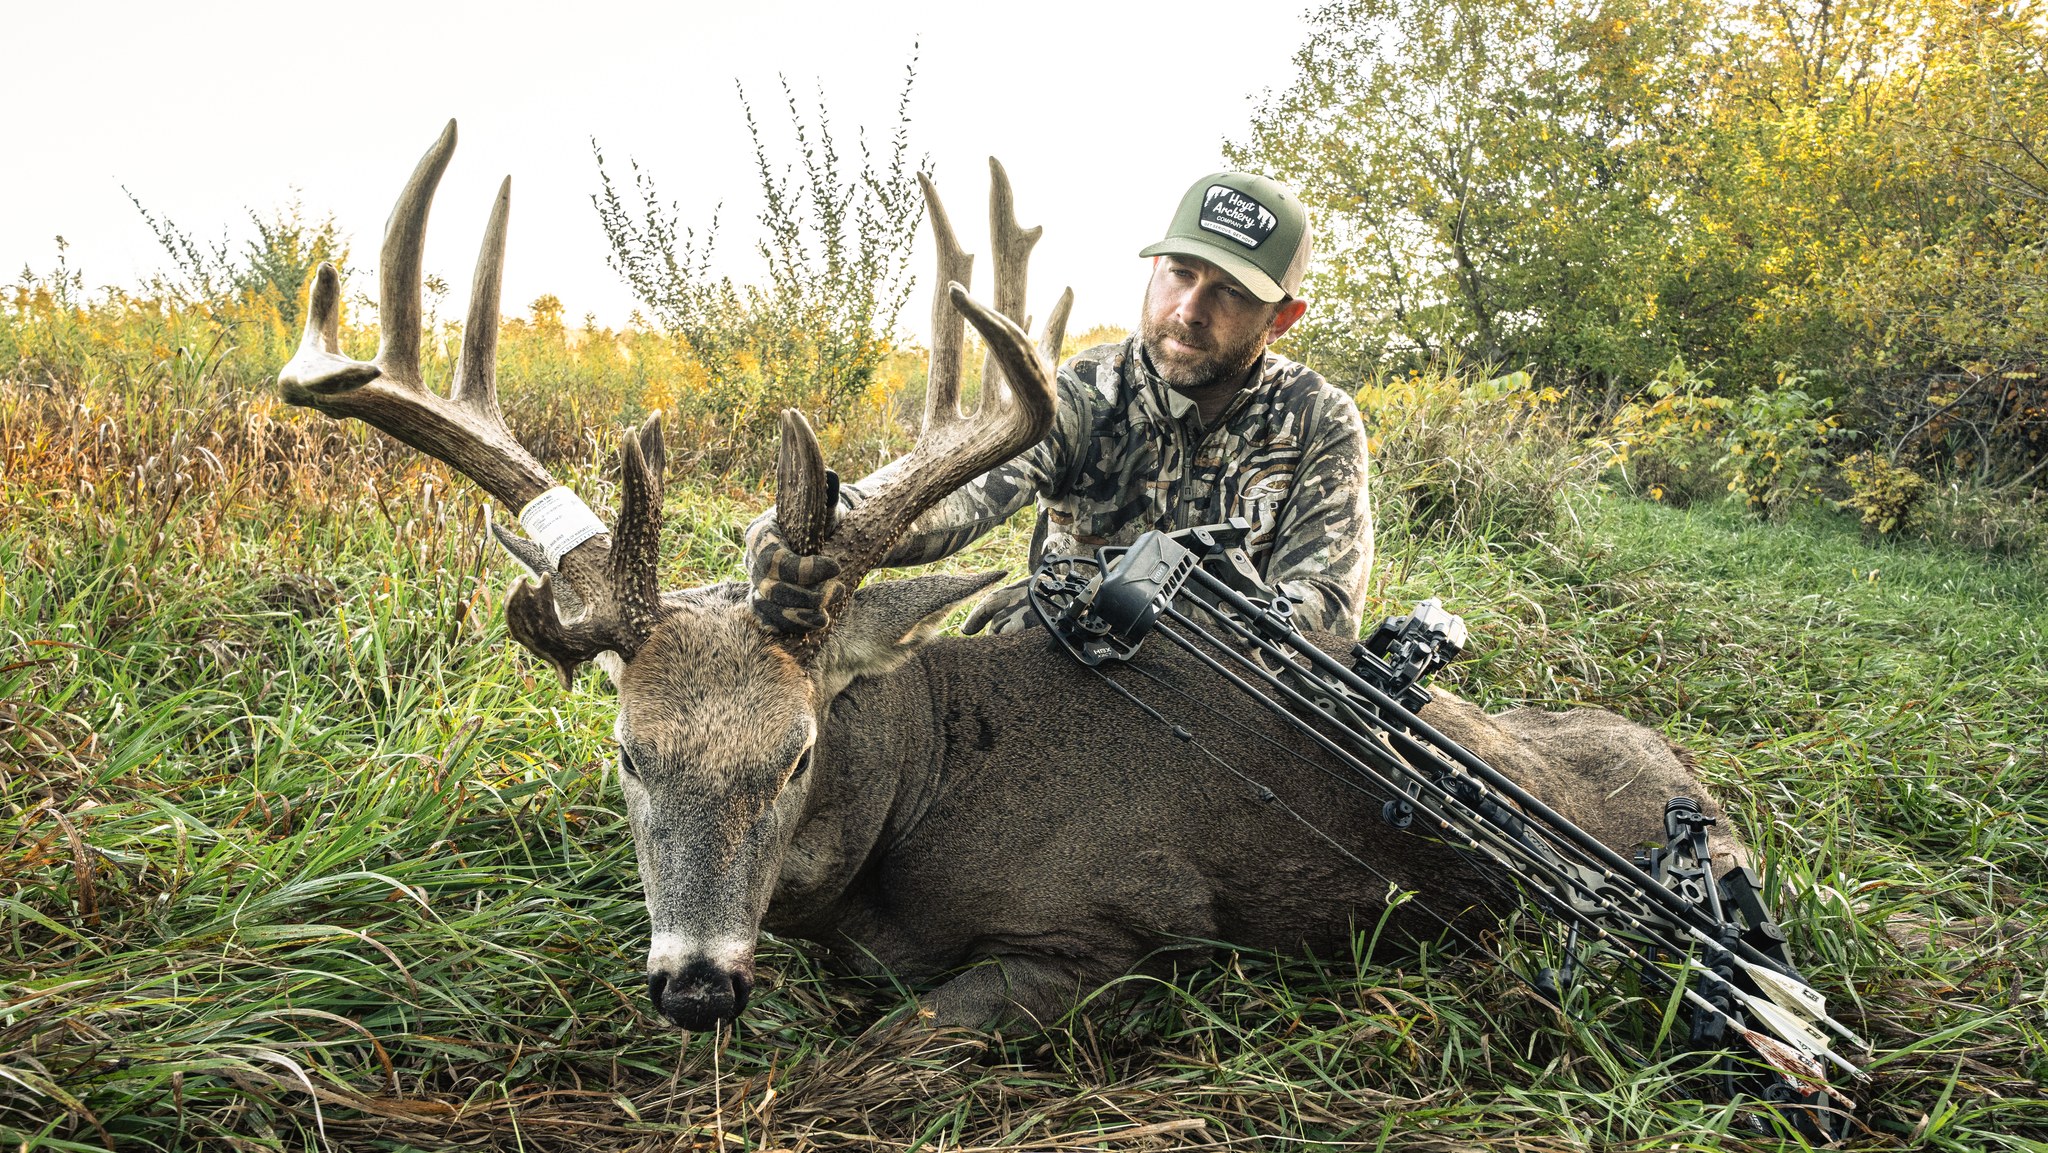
[745,514,845,635]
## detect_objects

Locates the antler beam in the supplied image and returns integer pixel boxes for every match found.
[278,121,671,682]
[772,161,1064,606]
[280,121,560,517]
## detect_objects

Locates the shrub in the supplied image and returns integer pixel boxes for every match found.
[126,194,348,332]
[1716,368,1846,518]
[1604,357,1729,507]
[1835,451,1930,537]
[593,62,925,477]
[1357,359,1603,545]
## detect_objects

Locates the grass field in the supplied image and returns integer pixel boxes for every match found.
[3,352,2045,1151]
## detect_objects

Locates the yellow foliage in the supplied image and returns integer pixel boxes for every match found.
[1603,358,1730,506]
[1836,452,1929,535]
[1352,354,1604,543]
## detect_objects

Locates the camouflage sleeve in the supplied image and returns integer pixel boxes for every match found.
[1265,387,1374,635]
[843,367,1093,568]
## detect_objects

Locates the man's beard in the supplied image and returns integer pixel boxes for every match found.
[1139,313,1269,392]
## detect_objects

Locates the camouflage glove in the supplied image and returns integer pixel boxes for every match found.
[960,582,1034,635]
[745,514,846,635]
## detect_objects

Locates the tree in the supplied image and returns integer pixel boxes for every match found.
[1237,0,1716,391]
[1698,0,2048,480]
[1244,0,2046,483]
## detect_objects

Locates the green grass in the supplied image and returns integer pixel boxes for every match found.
[4,370,2045,1150]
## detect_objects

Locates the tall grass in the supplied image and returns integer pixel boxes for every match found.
[1357,358,1608,548]
[4,283,2045,1149]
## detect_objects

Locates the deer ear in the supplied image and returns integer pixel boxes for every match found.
[813,571,1007,699]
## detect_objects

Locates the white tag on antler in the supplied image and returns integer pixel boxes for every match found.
[518,486,607,568]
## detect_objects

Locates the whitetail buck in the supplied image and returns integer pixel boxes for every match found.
[280,123,1744,1032]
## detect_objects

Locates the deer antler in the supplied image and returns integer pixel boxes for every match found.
[502,411,667,686]
[278,120,667,685]
[771,158,1070,610]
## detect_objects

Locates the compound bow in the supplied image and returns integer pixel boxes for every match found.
[1028,520,1869,1140]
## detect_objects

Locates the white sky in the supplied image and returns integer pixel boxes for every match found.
[2,0,1317,338]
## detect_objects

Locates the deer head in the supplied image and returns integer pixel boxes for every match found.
[279,121,1069,1030]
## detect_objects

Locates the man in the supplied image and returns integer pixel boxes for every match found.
[750,171,1374,637]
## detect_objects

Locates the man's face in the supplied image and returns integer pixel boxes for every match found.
[1140,255,1291,390]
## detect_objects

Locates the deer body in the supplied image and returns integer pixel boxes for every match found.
[647,584,1742,1029]
[280,124,1740,1035]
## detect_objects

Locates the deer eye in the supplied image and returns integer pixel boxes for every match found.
[618,747,642,781]
[788,747,813,783]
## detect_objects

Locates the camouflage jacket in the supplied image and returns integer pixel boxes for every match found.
[854,335,1374,635]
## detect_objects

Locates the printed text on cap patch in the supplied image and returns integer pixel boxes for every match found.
[1199,185,1279,249]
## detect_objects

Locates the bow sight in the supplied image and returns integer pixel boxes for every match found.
[1029,519,1868,1139]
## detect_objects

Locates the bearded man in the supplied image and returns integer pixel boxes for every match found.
[749,171,1374,637]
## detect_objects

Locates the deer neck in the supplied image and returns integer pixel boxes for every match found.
[763,655,942,932]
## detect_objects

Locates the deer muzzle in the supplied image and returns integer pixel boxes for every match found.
[646,933,756,1030]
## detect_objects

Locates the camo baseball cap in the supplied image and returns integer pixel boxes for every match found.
[1139,171,1312,304]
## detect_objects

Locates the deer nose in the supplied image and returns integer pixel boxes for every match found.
[648,959,753,1030]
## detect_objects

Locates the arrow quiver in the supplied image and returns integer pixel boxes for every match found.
[1029,520,1868,1141]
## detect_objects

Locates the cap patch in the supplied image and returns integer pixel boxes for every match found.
[1198,185,1278,249]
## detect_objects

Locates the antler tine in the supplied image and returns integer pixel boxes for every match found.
[978,157,1041,406]
[452,176,511,419]
[372,119,456,386]
[1039,286,1074,371]
[607,413,668,636]
[774,409,834,555]
[917,172,974,431]
[287,263,380,394]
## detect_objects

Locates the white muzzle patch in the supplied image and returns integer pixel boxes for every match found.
[646,931,754,973]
